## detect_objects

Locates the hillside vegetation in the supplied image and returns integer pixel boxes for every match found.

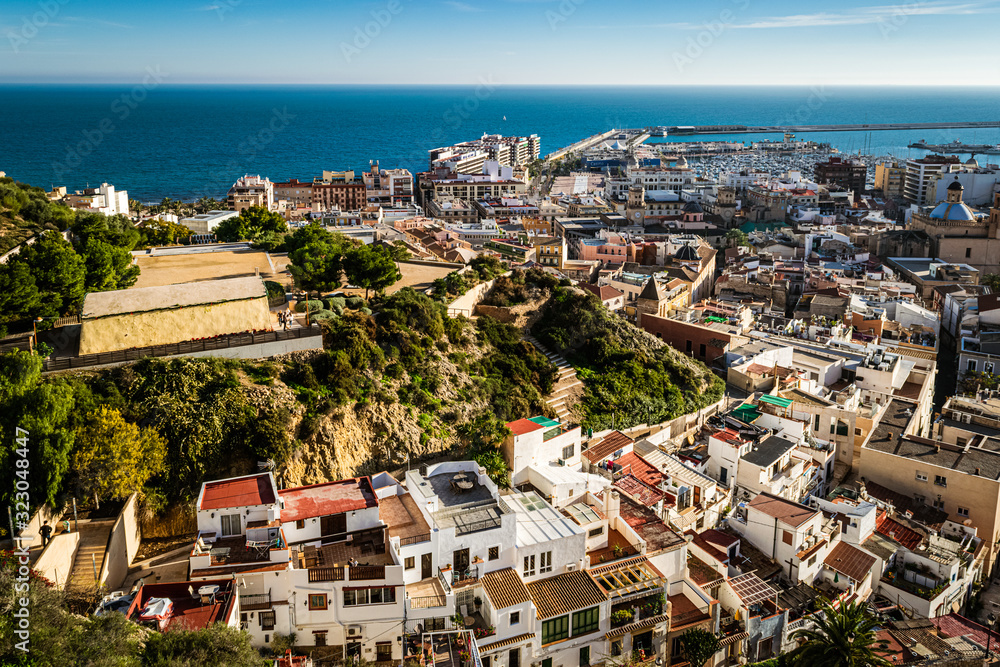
[0,287,556,523]
[533,287,724,431]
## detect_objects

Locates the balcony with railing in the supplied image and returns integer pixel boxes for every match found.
[238,590,272,611]
[406,576,452,614]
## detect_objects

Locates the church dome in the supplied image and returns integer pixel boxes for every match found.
[674,244,700,261]
[929,201,977,221]
[683,200,703,214]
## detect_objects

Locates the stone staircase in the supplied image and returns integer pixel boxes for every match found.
[66,519,113,592]
[524,334,582,423]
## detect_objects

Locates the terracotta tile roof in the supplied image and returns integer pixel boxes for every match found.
[579,282,624,302]
[481,568,531,610]
[583,431,634,463]
[874,511,923,551]
[614,474,664,506]
[605,612,670,638]
[700,529,739,551]
[612,452,665,487]
[477,632,535,653]
[823,541,877,583]
[507,418,544,436]
[526,570,607,619]
[747,492,818,528]
[278,477,378,522]
[930,614,991,649]
[200,474,275,510]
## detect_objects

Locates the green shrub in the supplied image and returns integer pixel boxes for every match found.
[328,296,347,311]
[309,309,338,325]
[294,299,325,313]
[346,295,366,309]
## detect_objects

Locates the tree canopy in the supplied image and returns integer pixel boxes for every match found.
[214,206,287,242]
[343,244,402,298]
[287,226,356,294]
[680,627,721,667]
[72,406,167,508]
[790,599,890,667]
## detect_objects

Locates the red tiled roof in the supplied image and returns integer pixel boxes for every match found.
[278,477,378,522]
[507,418,544,436]
[747,492,817,528]
[613,452,665,487]
[875,511,923,550]
[614,474,664,506]
[823,541,877,583]
[200,474,275,510]
[700,529,739,551]
[579,282,624,302]
[127,579,236,631]
[583,431,634,463]
[930,614,992,649]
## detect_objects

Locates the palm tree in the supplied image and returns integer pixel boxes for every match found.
[791,599,890,667]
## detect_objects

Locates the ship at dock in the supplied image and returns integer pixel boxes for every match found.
[908,138,1000,154]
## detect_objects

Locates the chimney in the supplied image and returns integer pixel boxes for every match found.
[604,490,621,527]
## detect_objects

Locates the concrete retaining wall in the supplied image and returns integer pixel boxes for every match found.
[50,333,324,374]
[446,271,511,317]
[34,531,80,588]
[100,494,141,590]
[474,305,516,323]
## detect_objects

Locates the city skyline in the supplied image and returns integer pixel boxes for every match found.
[2,0,1000,85]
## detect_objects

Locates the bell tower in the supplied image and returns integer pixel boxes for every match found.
[626,185,645,226]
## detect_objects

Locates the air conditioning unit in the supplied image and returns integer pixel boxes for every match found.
[566,563,577,571]
[348,626,363,637]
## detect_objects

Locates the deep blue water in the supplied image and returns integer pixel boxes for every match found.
[1,85,999,202]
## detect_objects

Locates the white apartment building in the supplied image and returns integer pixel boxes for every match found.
[179,210,239,234]
[188,473,405,659]
[504,416,583,488]
[228,174,275,212]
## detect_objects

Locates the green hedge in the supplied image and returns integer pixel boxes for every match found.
[346,295,366,309]
[309,309,338,325]
[294,299,325,313]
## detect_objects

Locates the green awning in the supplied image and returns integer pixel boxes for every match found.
[759,394,793,408]
[529,416,561,428]
[733,407,760,423]
[705,316,728,324]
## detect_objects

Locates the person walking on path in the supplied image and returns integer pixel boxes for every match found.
[39,521,52,547]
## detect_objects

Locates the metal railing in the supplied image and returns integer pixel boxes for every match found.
[43,327,322,372]
[400,533,431,546]
[455,517,502,536]
[409,594,448,609]
[239,591,272,611]
[308,566,345,582]
[349,565,386,581]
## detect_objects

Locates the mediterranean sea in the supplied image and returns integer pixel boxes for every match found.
[1,85,999,202]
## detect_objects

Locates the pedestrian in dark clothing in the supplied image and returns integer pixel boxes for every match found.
[39,521,52,547]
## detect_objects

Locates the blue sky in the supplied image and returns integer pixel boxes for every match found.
[2,0,998,85]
